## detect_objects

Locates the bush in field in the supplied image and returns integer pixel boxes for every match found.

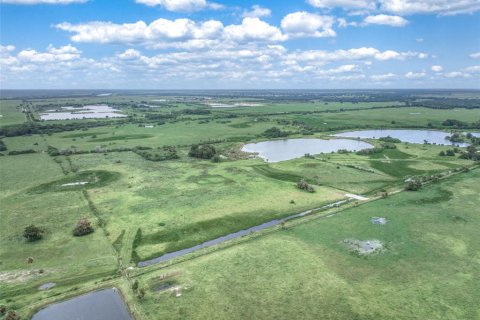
[189,144,217,159]
[132,280,139,290]
[23,225,44,242]
[446,149,455,156]
[0,305,6,315]
[73,218,94,236]
[405,178,422,191]
[297,179,315,193]
[4,310,21,320]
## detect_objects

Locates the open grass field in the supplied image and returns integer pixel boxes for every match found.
[0,100,26,126]
[133,169,480,320]
[0,91,479,319]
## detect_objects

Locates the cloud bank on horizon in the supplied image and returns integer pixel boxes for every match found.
[0,0,479,89]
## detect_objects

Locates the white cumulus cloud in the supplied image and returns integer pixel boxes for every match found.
[242,5,271,18]
[405,71,426,79]
[135,0,222,12]
[224,17,286,42]
[431,65,443,72]
[470,52,480,59]
[281,12,336,38]
[307,0,376,10]
[17,44,81,62]
[371,73,396,81]
[57,17,285,45]
[364,14,408,27]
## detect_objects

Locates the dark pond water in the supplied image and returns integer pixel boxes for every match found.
[32,288,132,320]
[241,138,373,162]
[333,129,478,147]
[138,200,348,267]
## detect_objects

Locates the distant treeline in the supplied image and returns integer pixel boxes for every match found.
[46,145,179,162]
[442,119,480,129]
[0,120,126,137]
[409,98,480,109]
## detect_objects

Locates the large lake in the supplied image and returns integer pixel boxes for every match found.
[242,138,373,162]
[31,288,132,320]
[333,129,477,147]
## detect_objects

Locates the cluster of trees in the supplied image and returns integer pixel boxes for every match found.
[262,127,289,138]
[297,179,315,193]
[439,149,456,157]
[446,132,466,143]
[23,218,95,241]
[189,144,217,159]
[404,168,470,191]
[459,145,480,161]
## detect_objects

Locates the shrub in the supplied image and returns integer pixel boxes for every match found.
[132,280,139,290]
[73,218,94,236]
[405,178,422,191]
[136,288,146,300]
[4,310,21,320]
[438,151,446,156]
[8,149,36,155]
[23,225,44,242]
[446,149,455,156]
[297,179,315,193]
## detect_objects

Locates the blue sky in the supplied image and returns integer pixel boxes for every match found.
[1,0,479,89]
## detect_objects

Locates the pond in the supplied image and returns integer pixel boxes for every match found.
[241,138,373,162]
[32,288,132,320]
[333,129,478,147]
[40,105,126,121]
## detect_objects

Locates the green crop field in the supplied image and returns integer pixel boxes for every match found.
[0,90,479,319]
